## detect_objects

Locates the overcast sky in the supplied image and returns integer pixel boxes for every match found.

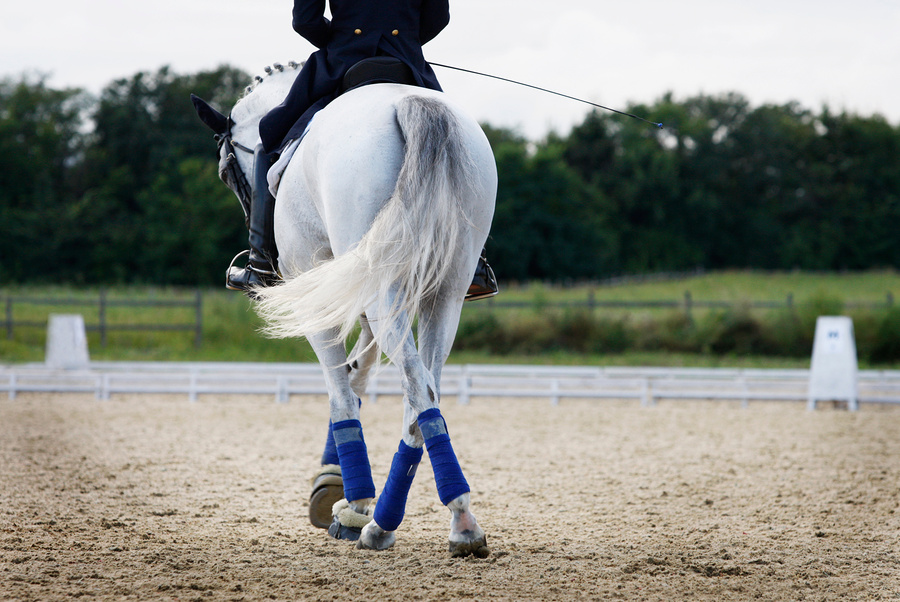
[3,0,898,139]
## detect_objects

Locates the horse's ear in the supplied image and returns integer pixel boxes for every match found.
[190,94,228,135]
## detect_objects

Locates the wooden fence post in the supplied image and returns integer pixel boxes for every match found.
[194,289,203,348]
[5,296,12,340]
[99,289,107,347]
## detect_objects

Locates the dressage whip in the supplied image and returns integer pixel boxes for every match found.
[428,62,664,129]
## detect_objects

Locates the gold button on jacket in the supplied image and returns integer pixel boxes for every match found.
[391,29,399,36]
[354,28,362,35]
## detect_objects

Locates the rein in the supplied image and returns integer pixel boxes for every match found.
[215,116,254,224]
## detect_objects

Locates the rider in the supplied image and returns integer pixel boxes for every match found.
[226,0,499,300]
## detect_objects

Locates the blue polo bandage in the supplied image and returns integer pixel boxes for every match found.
[373,441,424,532]
[332,419,376,502]
[321,422,339,465]
[418,408,470,505]
[321,399,362,466]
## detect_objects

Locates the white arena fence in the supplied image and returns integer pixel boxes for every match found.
[2,362,900,409]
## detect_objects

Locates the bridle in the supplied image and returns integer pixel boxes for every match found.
[214,116,255,225]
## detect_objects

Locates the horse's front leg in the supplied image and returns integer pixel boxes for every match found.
[306,330,376,539]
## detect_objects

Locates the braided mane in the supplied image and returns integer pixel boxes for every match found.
[242,61,304,96]
[229,61,305,130]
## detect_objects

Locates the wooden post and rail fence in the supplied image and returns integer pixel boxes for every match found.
[3,290,203,348]
[2,288,896,350]
[476,290,895,314]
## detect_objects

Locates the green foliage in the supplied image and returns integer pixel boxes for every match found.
[552,310,632,354]
[760,308,809,357]
[868,307,900,363]
[644,312,701,353]
[0,74,92,282]
[1,65,249,286]
[704,307,766,355]
[3,66,900,288]
[135,158,245,284]
[453,312,507,354]
[453,302,900,366]
[483,125,618,281]
[447,272,900,366]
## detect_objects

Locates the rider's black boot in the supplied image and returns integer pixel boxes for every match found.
[226,145,279,295]
[466,248,499,301]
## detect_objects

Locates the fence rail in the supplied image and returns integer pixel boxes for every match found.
[4,287,896,349]
[475,291,896,313]
[3,362,899,409]
[3,290,203,347]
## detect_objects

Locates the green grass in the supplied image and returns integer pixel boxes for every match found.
[0,287,318,364]
[2,270,899,368]
[469,269,898,308]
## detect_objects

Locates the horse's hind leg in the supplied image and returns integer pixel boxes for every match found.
[417,407,489,558]
[357,299,487,557]
[418,288,489,558]
[347,314,378,398]
[355,321,424,551]
[306,329,376,539]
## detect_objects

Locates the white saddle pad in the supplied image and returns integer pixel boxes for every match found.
[266,137,302,198]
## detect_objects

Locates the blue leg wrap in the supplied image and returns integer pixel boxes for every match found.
[322,398,360,466]
[332,419,375,502]
[373,441,424,532]
[321,421,339,466]
[418,408,470,506]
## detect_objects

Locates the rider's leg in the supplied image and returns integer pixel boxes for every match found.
[226,144,280,294]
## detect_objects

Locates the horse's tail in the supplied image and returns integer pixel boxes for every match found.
[253,94,474,352]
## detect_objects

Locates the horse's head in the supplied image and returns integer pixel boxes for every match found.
[190,63,302,210]
[190,93,255,217]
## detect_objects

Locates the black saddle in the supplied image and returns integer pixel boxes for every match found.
[340,57,416,94]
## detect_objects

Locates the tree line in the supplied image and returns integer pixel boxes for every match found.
[2,66,899,286]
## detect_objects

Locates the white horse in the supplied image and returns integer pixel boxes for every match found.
[192,63,496,557]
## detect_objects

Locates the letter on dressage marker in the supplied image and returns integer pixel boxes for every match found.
[807,316,858,411]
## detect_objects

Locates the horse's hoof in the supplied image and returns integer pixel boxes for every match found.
[449,532,490,558]
[328,517,362,541]
[357,521,396,551]
[327,499,373,541]
[309,467,343,529]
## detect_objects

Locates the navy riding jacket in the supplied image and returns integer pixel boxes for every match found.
[259,0,450,153]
